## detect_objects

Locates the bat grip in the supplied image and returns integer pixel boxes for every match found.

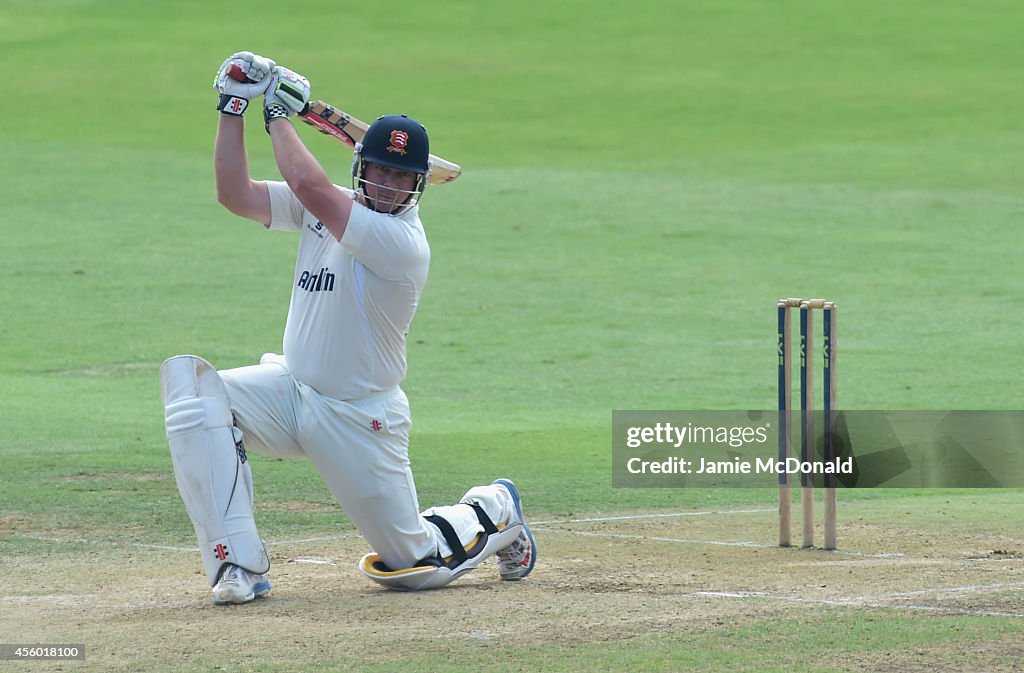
[226,63,255,83]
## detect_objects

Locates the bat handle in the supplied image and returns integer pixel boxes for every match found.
[229,65,308,117]
[227,63,256,83]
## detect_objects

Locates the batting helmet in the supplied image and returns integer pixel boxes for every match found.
[357,114,430,174]
[352,115,430,214]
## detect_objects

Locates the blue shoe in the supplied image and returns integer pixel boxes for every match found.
[492,479,537,580]
[212,564,272,605]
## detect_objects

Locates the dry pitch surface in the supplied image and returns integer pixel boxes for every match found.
[3,499,1023,672]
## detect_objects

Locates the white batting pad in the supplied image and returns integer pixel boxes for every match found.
[359,484,521,591]
[359,523,521,591]
[161,355,270,585]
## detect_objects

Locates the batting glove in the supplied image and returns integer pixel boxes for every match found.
[264,66,311,130]
[213,51,276,116]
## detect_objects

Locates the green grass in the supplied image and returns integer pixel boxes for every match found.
[1,0,1022,671]
[153,613,1023,673]
[386,615,1022,673]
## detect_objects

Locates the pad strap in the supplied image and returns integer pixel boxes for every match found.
[468,503,499,535]
[424,514,467,568]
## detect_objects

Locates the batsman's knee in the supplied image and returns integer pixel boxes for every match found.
[160,354,236,439]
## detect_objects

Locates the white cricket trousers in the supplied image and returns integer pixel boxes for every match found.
[219,354,513,571]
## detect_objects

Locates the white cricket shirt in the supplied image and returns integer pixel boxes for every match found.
[266,181,430,400]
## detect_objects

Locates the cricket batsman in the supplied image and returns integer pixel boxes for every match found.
[159,51,536,604]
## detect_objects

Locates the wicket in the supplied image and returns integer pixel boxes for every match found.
[777,298,838,550]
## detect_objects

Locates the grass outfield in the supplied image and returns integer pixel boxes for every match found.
[1,1,1022,671]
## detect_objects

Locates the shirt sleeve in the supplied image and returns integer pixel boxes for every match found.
[266,181,305,232]
[341,203,430,281]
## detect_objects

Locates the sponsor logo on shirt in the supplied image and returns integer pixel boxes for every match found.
[306,221,326,239]
[297,267,336,292]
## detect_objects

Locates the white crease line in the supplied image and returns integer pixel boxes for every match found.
[854,582,1024,602]
[11,509,775,552]
[18,521,907,560]
[12,535,198,553]
[540,527,905,558]
[2,594,100,605]
[830,550,906,559]
[857,603,1023,618]
[269,534,355,545]
[695,585,1024,618]
[542,528,767,548]
[11,533,356,554]
[531,508,775,526]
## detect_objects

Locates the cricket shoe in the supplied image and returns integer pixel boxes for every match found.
[492,478,537,580]
[212,563,271,605]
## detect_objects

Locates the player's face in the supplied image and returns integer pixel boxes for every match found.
[362,162,419,214]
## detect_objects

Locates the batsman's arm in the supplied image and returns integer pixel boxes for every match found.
[267,118,353,240]
[214,115,272,226]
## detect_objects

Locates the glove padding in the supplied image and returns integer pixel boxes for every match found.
[213,51,276,116]
[264,66,311,129]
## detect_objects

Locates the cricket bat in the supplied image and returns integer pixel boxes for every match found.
[300,101,461,185]
[228,64,461,185]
